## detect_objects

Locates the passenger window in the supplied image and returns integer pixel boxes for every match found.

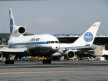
[47,41,50,44]
[55,41,59,43]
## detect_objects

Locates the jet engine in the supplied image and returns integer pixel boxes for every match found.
[12,26,26,36]
[18,26,25,34]
[0,52,3,60]
[65,50,77,60]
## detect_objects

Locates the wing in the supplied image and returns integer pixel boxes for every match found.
[65,45,98,51]
[63,45,98,60]
[0,45,9,48]
[0,47,27,53]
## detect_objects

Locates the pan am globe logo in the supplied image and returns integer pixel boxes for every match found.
[84,32,93,42]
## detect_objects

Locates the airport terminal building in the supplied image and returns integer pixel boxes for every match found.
[0,33,10,45]
[54,34,108,45]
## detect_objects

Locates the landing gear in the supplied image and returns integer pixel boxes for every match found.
[42,57,51,64]
[5,60,14,64]
[5,54,15,64]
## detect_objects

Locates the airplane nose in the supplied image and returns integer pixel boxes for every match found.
[52,44,59,52]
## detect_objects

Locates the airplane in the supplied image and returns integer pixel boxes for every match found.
[52,22,100,60]
[0,8,60,64]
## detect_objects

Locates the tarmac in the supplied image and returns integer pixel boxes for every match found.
[0,60,108,81]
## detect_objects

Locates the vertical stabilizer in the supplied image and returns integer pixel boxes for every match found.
[73,22,100,46]
[9,8,16,34]
[9,8,25,37]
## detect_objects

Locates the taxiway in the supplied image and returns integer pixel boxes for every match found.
[0,61,108,81]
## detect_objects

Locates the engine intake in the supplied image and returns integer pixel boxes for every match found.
[18,27,25,34]
[68,51,75,58]
[65,50,77,60]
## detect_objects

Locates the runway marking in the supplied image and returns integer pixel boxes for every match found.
[97,73,108,75]
[20,75,40,76]
[0,71,105,74]
[0,74,63,78]
[0,70,108,78]
[0,72,25,74]
[0,71,53,75]
[0,72,108,78]
[0,76,18,77]
[44,74,63,75]
[0,71,90,75]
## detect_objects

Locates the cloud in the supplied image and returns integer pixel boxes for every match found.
[35,17,60,24]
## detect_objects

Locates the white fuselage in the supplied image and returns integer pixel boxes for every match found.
[8,34,60,56]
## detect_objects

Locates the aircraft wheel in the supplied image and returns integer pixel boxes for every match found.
[42,59,46,64]
[5,60,14,64]
[10,60,14,64]
[42,57,51,64]
[5,60,9,64]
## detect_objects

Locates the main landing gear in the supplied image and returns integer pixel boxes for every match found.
[5,60,14,64]
[42,57,51,64]
[5,54,15,64]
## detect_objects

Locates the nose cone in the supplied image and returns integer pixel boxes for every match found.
[45,34,60,52]
[52,43,60,52]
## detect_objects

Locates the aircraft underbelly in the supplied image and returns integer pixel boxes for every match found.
[9,43,56,56]
[29,47,54,56]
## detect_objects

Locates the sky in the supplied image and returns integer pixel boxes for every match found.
[0,0,108,35]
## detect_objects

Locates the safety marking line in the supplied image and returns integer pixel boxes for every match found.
[0,74,63,78]
[20,75,40,76]
[0,71,91,75]
[0,72,108,78]
[0,71,108,76]
[0,72,49,74]
[97,73,108,75]
[0,72,25,74]
[0,76,18,77]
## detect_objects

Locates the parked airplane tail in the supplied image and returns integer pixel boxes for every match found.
[73,22,100,46]
[9,8,25,37]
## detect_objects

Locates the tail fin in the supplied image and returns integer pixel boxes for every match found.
[9,8,16,34]
[9,8,25,37]
[73,22,100,46]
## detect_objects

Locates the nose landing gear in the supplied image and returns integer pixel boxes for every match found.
[42,56,51,64]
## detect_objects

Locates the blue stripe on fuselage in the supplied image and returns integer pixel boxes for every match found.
[9,42,47,46]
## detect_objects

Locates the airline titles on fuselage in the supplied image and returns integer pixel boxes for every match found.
[30,38,40,41]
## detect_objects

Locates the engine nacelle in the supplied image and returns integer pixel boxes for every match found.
[12,26,25,37]
[18,26,25,34]
[0,52,3,61]
[65,50,77,60]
